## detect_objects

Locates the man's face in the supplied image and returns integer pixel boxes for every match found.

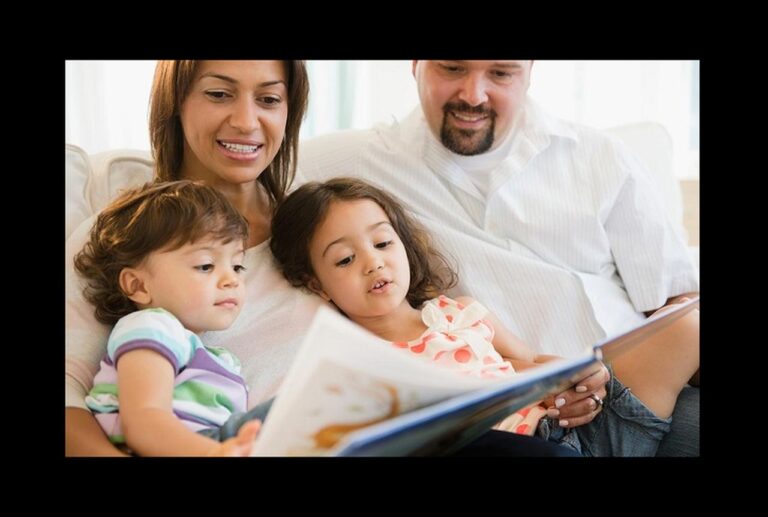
[413,60,532,155]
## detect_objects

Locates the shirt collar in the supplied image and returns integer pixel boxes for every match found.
[399,98,579,200]
[523,97,578,143]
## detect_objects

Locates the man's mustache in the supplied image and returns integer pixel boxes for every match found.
[443,102,494,117]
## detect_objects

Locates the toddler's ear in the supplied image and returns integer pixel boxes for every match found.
[119,268,151,305]
[306,276,331,302]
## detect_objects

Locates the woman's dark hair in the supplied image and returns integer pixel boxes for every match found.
[148,60,309,208]
[271,177,457,308]
[74,180,249,325]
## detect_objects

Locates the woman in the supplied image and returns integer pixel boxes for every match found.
[65,61,581,456]
[66,60,322,456]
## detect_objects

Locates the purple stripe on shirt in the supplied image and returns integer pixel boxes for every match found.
[186,348,245,385]
[113,339,181,374]
[174,409,220,427]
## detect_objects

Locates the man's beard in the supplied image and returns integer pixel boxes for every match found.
[440,102,496,156]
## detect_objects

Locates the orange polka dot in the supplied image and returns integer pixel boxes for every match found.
[410,341,426,354]
[454,348,471,363]
[392,341,408,348]
[457,302,465,310]
[438,298,449,308]
[518,407,531,417]
[515,424,529,434]
[446,314,454,323]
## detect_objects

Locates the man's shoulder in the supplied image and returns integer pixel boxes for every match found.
[526,99,617,150]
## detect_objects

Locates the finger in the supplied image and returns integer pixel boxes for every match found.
[560,388,607,427]
[236,420,262,444]
[558,405,601,428]
[547,366,608,418]
[545,392,586,419]
[557,390,604,419]
[572,363,610,394]
[555,363,605,400]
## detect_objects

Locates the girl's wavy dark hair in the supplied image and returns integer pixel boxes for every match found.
[270,177,457,308]
[74,180,248,325]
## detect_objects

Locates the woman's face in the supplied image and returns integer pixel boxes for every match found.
[179,60,288,188]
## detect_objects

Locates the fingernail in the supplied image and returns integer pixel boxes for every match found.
[555,398,566,408]
[547,409,560,418]
[559,419,569,427]
[575,385,588,393]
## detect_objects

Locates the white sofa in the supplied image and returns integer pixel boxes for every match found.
[65,123,697,266]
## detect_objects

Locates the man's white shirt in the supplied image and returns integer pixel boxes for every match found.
[298,99,698,357]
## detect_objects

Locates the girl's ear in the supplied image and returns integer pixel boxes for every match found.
[119,267,151,305]
[306,276,331,302]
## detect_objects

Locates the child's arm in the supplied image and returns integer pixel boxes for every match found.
[455,296,539,363]
[117,349,258,456]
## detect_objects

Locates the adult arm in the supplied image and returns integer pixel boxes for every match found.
[65,407,129,457]
[65,216,125,456]
[459,295,611,427]
[606,143,699,324]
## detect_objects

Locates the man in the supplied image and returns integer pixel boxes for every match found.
[299,60,699,456]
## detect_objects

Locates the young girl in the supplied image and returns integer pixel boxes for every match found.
[75,181,265,456]
[270,177,699,456]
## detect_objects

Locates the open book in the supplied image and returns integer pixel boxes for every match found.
[251,296,699,456]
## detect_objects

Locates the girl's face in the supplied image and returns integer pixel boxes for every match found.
[308,199,412,324]
[179,60,288,189]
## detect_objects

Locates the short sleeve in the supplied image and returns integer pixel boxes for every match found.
[107,309,197,374]
[605,146,699,312]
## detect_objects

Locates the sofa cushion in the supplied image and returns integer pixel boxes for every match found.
[65,144,94,240]
[605,122,683,232]
[88,149,154,213]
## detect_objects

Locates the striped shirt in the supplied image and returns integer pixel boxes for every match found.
[85,308,248,443]
[299,99,699,357]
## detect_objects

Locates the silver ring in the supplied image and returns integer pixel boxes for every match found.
[589,393,603,409]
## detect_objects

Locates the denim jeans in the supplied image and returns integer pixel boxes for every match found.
[537,368,672,457]
[197,397,275,441]
[449,430,581,457]
[655,385,699,457]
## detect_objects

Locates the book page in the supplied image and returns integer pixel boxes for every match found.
[251,306,494,456]
[252,295,699,456]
